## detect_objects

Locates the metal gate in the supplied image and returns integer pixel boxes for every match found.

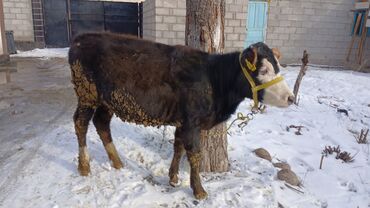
[44,0,142,47]
[43,0,69,47]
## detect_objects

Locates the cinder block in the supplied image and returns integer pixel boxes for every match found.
[227,19,241,27]
[163,0,177,8]
[156,8,170,15]
[176,16,186,24]
[235,13,246,20]
[163,31,176,38]
[227,33,239,41]
[156,23,170,31]
[172,8,186,16]
[172,24,184,32]
[163,16,176,23]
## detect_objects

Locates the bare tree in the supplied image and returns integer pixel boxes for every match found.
[186,0,229,172]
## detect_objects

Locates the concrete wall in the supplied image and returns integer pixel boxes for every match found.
[143,0,248,52]
[266,0,370,65]
[3,0,34,42]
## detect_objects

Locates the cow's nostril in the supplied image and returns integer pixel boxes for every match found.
[287,95,295,105]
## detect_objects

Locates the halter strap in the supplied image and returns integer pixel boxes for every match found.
[239,52,284,109]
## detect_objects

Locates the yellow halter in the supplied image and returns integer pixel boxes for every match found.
[239,52,284,109]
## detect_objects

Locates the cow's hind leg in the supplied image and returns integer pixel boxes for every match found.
[74,104,94,176]
[169,129,185,186]
[179,126,207,200]
[93,106,123,169]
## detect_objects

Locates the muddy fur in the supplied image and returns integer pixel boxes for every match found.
[69,32,277,199]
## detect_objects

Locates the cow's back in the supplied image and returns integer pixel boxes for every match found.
[69,33,187,126]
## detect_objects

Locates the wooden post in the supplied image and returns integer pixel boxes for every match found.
[186,0,229,172]
[293,50,309,105]
[346,13,363,62]
[358,9,369,64]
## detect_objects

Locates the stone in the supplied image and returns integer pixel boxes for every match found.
[273,162,291,170]
[254,148,272,162]
[277,169,300,186]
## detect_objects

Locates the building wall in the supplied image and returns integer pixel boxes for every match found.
[266,0,370,65]
[3,0,34,42]
[143,0,248,52]
[224,0,248,52]
[143,0,156,41]
[0,0,6,55]
[154,0,186,45]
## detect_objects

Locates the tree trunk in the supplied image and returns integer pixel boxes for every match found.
[186,0,229,172]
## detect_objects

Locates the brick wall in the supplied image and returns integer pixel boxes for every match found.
[143,0,248,52]
[265,0,370,65]
[143,0,156,41]
[0,0,6,56]
[3,0,34,42]
[224,0,248,52]
[154,0,186,45]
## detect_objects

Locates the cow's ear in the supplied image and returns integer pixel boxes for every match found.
[242,47,257,71]
[244,47,258,65]
[272,48,281,60]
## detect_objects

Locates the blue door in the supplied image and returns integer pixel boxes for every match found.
[244,1,268,48]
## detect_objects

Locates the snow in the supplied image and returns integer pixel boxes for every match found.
[11,48,69,58]
[0,53,369,208]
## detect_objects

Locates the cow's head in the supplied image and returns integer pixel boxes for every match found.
[240,42,294,108]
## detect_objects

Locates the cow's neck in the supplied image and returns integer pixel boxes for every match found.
[207,52,253,124]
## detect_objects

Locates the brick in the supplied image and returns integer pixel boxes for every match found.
[176,16,185,24]
[172,24,184,32]
[224,26,234,33]
[227,20,240,27]
[163,31,175,38]
[172,8,186,16]
[176,31,185,39]
[163,0,177,8]
[16,13,27,19]
[227,34,239,41]
[163,16,176,23]
[156,23,169,31]
[156,8,170,15]
[155,16,163,23]
[235,13,246,20]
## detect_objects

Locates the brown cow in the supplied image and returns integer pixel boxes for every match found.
[68,32,294,199]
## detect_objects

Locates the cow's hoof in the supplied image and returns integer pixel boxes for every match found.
[112,159,124,169]
[78,163,90,176]
[194,190,208,200]
[169,175,180,187]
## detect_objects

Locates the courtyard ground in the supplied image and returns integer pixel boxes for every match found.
[0,50,369,207]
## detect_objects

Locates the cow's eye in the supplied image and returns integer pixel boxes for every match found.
[260,66,268,75]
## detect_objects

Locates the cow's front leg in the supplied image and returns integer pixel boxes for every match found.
[179,126,208,200]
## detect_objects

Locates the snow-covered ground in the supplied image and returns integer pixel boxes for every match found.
[0,49,369,208]
[11,48,70,58]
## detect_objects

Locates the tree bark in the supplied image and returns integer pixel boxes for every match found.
[186,0,229,172]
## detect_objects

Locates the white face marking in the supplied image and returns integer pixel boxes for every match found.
[257,58,294,107]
